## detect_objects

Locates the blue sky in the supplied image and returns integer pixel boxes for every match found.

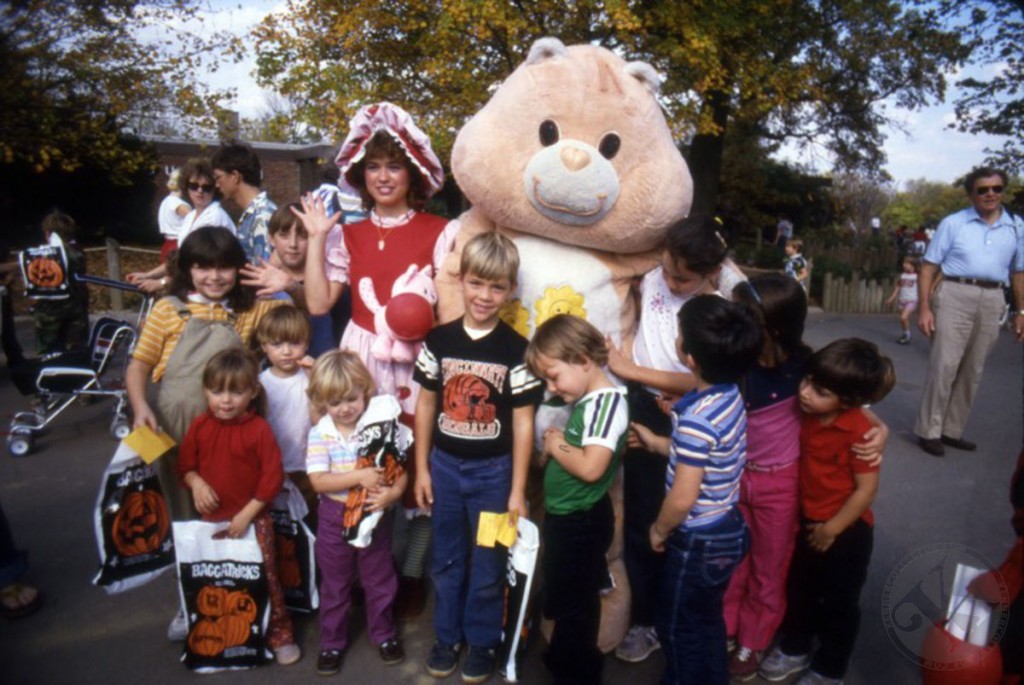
[198,1,1010,190]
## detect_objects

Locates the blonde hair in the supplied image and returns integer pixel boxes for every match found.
[307,350,376,409]
[460,232,519,283]
[525,314,608,376]
[202,348,265,415]
[166,168,182,193]
[256,305,312,346]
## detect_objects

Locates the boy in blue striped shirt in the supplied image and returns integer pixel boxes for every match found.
[633,295,762,685]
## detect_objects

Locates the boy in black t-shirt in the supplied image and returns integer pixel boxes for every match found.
[413,232,543,683]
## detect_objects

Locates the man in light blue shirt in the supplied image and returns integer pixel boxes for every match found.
[915,167,1024,456]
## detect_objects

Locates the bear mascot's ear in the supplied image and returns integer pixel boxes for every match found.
[624,61,662,95]
[525,36,569,64]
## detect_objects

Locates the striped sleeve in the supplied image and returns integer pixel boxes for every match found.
[131,298,176,368]
[305,425,331,474]
[510,362,543,406]
[579,390,628,451]
[413,339,440,390]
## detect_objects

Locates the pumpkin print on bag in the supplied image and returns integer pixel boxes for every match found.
[112,490,170,557]
[275,535,302,589]
[26,257,65,288]
[187,586,259,656]
[196,586,228,617]
[442,374,496,423]
[188,618,226,657]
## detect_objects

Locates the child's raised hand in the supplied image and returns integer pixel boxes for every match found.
[190,478,220,516]
[239,259,293,298]
[292,194,340,240]
[806,521,836,552]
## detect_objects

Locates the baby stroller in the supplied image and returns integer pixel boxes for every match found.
[6,275,151,456]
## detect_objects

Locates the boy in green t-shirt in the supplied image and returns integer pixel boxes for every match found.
[526,314,629,685]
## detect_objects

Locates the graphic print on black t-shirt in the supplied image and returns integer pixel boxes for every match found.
[438,359,507,440]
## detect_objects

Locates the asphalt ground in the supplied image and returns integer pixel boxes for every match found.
[0,311,1020,684]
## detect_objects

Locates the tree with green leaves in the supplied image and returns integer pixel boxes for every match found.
[252,0,967,213]
[0,0,240,184]
[944,0,1024,173]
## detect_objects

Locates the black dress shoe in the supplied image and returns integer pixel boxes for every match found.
[317,649,343,676]
[941,435,977,451]
[919,437,945,457]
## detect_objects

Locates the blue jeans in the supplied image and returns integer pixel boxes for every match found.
[656,508,749,685]
[429,448,511,648]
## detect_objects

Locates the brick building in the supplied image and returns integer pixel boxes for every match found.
[146,136,336,218]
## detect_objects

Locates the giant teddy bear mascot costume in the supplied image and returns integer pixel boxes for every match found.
[437,37,693,652]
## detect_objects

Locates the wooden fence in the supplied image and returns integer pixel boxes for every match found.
[83,239,160,311]
[821,272,896,314]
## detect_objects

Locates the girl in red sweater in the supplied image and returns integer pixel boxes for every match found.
[178,348,300,666]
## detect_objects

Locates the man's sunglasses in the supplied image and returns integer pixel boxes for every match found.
[975,185,1004,196]
[188,182,214,193]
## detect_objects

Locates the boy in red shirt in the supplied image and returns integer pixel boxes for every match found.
[760,338,894,685]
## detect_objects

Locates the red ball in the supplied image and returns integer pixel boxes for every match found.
[920,623,1002,685]
[385,293,434,341]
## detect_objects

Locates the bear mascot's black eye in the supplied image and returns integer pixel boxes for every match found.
[539,120,560,146]
[598,133,621,160]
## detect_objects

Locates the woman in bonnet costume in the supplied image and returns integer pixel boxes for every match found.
[297,102,458,617]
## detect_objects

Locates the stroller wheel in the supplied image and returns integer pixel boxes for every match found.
[7,433,33,457]
[110,420,131,441]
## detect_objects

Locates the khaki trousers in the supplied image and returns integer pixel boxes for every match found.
[915,281,1005,440]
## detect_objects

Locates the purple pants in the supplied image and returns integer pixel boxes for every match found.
[316,497,398,650]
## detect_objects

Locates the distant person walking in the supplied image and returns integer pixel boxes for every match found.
[915,167,1024,457]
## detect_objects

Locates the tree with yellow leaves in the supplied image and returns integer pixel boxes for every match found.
[253,0,966,210]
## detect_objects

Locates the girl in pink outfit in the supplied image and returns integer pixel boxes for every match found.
[722,274,888,680]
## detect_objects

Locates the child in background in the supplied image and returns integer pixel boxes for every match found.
[177,348,300,665]
[32,211,89,355]
[413,232,542,683]
[760,338,895,685]
[725,275,889,680]
[607,214,727,664]
[784,238,809,291]
[526,315,629,685]
[126,227,282,526]
[632,295,762,685]
[256,306,316,516]
[306,351,408,675]
[885,256,919,344]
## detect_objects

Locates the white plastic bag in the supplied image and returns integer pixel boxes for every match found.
[92,442,174,593]
[500,518,541,682]
[173,521,271,672]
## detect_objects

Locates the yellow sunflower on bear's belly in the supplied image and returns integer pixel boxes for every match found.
[499,299,531,338]
[533,285,587,329]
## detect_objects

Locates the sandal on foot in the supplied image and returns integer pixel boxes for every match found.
[1,583,41,619]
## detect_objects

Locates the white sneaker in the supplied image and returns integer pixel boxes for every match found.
[274,643,301,666]
[167,609,188,642]
[759,646,810,681]
[795,670,843,685]
[614,624,661,663]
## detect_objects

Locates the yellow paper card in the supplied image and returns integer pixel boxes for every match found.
[476,512,500,548]
[476,511,519,548]
[124,425,176,464]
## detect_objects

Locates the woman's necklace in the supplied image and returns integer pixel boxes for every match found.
[370,209,415,251]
